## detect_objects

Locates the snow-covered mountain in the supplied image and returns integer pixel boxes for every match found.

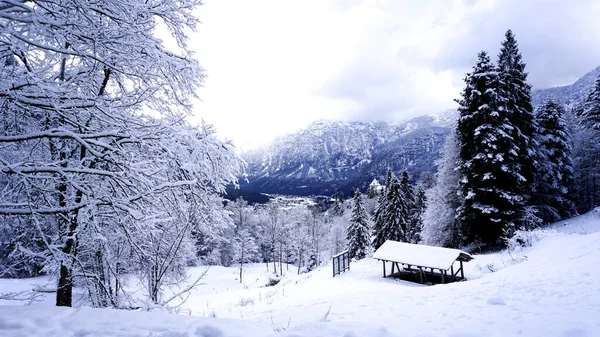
[532,66,600,108]
[238,66,600,198]
[240,112,455,196]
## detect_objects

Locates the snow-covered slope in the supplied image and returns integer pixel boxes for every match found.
[2,209,600,337]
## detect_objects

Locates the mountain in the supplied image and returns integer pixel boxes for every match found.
[234,66,600,199]
[239,112,455,197]
[532,66,600,108]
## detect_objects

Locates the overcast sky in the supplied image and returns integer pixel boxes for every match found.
[190,0,600,150]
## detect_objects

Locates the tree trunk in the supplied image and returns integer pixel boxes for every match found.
[297,248,302,275]
[279,242,283,276]
[56,263,73,307]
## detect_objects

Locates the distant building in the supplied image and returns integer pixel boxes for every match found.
[367,179,383,198]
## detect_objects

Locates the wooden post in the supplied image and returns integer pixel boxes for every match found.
[460,261,464,279]
[347,253,350,271]
[450,264,455,281]
[418,267,424,284]
[430,268,435,285]
[333,256,336,277]
[382,260,386,278]
[441,269,446,284]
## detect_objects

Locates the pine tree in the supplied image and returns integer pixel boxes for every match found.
[456,51,515,245]
[372,169,392,249]
[399,170,417,243]
[346,192,371,259]
[573,74,600,212]
[532,100,575,224]
[332,192,345,216]
[408,186,426,244]
[580,75,600,129]
[372,172,410,248]
[496,29,537,231]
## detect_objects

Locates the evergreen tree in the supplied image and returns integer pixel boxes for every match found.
[532,100,575,224]
[573,74,600,212]
[371,169,393,249]
[346,192,371,259]
[372,172,410,248]
[408,186,426,244]
[496,29,537,231]
[456,51,514,245]
[399,170,417,243]
[580,75,600,129]
[332,192,345,216]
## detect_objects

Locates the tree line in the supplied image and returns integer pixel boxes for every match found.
[422,30,600,248]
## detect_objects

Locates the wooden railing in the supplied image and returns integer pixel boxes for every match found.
[332,250,350,277]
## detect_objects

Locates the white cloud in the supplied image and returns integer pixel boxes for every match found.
[187,0,600,150]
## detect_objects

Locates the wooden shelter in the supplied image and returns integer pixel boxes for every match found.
[373,240,473,285]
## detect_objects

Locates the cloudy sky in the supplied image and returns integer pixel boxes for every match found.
[190,0,600,150]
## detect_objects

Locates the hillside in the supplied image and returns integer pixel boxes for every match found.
[2,209,599,336]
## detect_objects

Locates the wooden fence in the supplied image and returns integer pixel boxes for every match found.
[332,250,350,277]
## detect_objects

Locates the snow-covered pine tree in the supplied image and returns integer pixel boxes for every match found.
[496,29,537,231]
[580,75,600,129]
[456,50,516,245]
[371,169,393,249]
[407,185,426,244]
[372,172,410,247]
[532,100,575,224]
[573,74,600,212]
[399,170,417,243]
[421,130,463,247]
[346,191,371,259]
[332,192,345,216]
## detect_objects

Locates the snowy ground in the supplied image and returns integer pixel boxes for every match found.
[1,210,600,336]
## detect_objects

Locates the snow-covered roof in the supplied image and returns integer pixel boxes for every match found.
[373,240,473,270]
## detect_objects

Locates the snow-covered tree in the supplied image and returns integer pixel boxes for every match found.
[371,169,392,249]
[331,192,345,216]
[580,75,600,129]
[573,74,600,213]
[346,192,371,259]
[233,228,259,284]
[456,50,514,245]
[407,186,426,244]
[0,0,244,307]
[532,100,575,224]
[306,204,325,271]
[372,172,409,248]
[496,29,537,231]
[421,131,463,247]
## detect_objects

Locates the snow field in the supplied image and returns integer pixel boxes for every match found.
[1,210,600,336]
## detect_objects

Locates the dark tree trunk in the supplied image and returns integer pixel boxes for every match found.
[56,263,73,306]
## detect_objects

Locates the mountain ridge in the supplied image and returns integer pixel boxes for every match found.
[234,66,600,199]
